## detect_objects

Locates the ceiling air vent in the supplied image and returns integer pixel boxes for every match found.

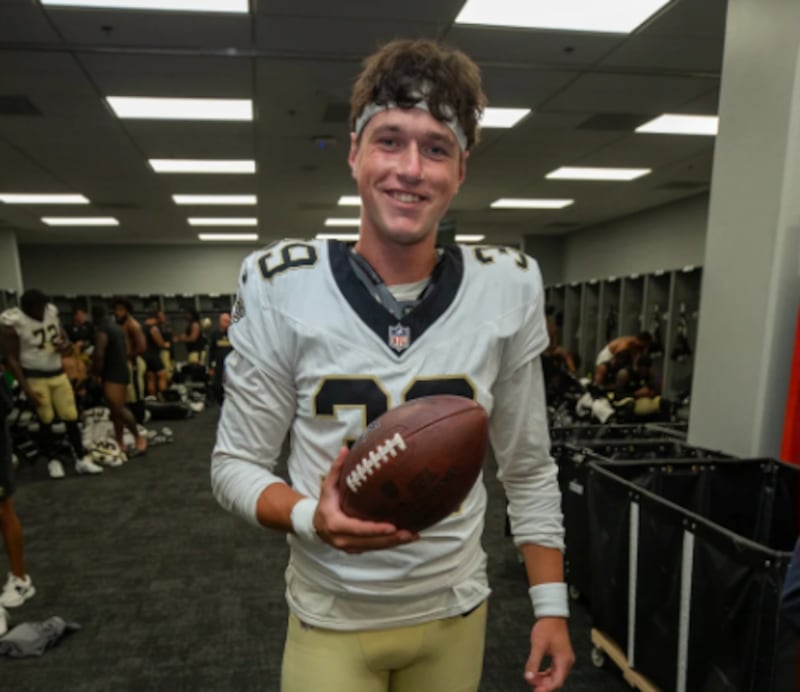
[577,113,650,131]
[0,95,41,116]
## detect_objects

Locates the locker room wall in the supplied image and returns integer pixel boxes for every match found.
[18,243,258,295]
[560,193,709,284]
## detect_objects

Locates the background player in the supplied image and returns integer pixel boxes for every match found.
[1,289,103,477]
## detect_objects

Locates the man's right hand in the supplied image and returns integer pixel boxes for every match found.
[313,447,419,554]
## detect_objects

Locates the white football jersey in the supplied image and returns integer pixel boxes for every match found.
[213,239,562,629]
[0,303,63,374]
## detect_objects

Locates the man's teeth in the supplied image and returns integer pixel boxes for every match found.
[391,192,422,203]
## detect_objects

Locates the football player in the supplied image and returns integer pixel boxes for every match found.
[0,289,103,477]
[212,39,573,692]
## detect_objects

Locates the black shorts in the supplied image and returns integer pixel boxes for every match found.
[102,357,130,386]
[143,352,165,374]
[0,418,16,500]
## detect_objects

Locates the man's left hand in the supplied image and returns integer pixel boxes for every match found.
[524,617,574,691]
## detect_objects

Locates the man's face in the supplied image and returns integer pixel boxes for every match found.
[74,309,87,324]
[348,108,466,247]
[219,313,231,331]
[113,305,128,324]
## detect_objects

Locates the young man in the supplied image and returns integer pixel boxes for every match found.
[212,39,573,692]
[206,312,232,404]
[112,298,146,423]
[0,290,103,477]
[91,305,147,457]
[0,363,35,618]
[142,308,170,398]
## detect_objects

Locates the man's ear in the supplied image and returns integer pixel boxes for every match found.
[348,132,359,178]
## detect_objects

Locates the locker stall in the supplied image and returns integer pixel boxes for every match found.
[546,266,704,400]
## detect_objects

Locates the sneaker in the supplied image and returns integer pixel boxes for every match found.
[0,606,7,636]
[0,573,36,608]
[47,459,66,479]
[75,455,104,475]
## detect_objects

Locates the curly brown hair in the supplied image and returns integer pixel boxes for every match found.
[350,38,487,151]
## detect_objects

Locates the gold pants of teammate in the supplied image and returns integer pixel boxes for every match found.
[125,357,146,403]
[28,372,78,424]
[281,601,487,692]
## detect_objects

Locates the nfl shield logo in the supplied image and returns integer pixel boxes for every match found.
[388,323,411,352]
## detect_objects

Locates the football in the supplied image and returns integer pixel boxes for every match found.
[338,394,489,532]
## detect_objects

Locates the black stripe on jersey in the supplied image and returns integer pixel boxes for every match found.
[328,240,464,357]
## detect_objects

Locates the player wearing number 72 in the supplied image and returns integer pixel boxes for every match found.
[211,38,573,692]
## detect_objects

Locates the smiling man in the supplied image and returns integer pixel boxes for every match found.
[211,39,573,692]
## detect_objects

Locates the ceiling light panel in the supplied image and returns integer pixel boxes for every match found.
[455,234,485,242]
[107,97,252,121]
[636,114,719,136]
[150,159,256,174]
[337,196,362,206]
[173,195,256,205]
[0,194,89,204]
[455,0,671,34]
[324,218,361,227]
[480,108,531,128]
[491,198,574,209]
[42,217,119,226]
[546,167,651,181]
[198,233,259,241]
[187,217,257,226]
[42,0,248,13]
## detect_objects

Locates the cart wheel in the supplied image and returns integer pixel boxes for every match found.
[568,584,581,601]
[590,646,606,668]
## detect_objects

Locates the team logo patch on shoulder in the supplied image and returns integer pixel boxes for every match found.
[232,296,246,323]
[388,323,411,353]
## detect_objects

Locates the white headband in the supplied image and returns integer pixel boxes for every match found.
[353,99,468,151]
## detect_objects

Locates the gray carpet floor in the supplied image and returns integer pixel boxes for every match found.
[2,406,631,691]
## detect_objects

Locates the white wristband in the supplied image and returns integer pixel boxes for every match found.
[529,582,569,619]
[290,498,320,543]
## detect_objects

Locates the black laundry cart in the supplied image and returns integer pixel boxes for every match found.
[586,456,797,692]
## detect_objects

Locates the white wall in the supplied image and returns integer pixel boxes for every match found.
[561,194,709,283]
[19,244,258,295]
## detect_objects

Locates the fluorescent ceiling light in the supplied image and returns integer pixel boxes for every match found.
[455,234,485,243]
[324,218,361,227]
[0,193,89,204]
[546,166,651,181]
[317,233,359,241]
[491,198,574,209]
[150,159,255,174]
[173,194,256,205]
[42,217,119,226]
[188,217,257,226]
[636,114,719,136]
[107,97,252,121]
[41,0,248,13]
[455,0,670,34]
[480,108,531,128]
[337,196,362,206]
[198,233,259,241]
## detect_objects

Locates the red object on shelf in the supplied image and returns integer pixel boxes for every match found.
[781,307,800,464]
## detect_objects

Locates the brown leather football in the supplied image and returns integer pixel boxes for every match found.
[338,394,489,532]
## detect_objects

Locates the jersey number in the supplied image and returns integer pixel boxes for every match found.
[33,324,59,350]
[258,242,318,280]
[314,375,475,441]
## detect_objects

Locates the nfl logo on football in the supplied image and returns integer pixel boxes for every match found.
[388,323,411,352]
